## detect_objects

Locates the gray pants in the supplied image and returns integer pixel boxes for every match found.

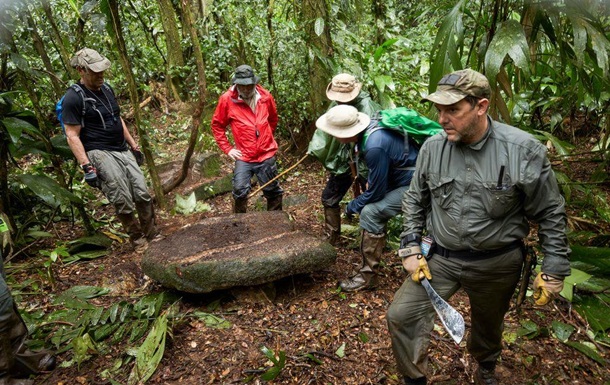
[0,249,13,334]
[386,246,523,379]
[359,185,408,234]
[87,149,152,214]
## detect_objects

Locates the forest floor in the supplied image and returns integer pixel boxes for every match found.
[9,129,610,385]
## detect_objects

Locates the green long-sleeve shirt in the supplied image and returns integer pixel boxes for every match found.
[307,91,380,175]
[402,117,570,277]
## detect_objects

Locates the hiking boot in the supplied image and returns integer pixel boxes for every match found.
[233,198,248,213]
[0,374,34,385]
[404,376,427,385]
[266,195,282,211]
[339,273,377,292]
[323,207,341,246]
[132,237,148,254]
[474,366,498,385]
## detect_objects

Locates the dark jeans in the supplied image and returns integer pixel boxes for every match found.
[321,172,366,208]
[233,157,283,200]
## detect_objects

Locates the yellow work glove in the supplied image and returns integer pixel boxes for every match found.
[400,246,432,283]
[533,272,564,306]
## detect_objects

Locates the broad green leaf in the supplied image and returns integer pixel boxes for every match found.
[534,130,574,156]
[358,332,369,343]
[517,319,539,339]
[335,342,346,358]
[314,17,325,37]
[561,268,592,302]
[484,19,530,90]
[429,0,465,91]
[191,311,232,329]
[58,286,111,300]
[16,174,82,207]
[127,313,168,385]
[71,333,98,368]
[574,294,610,332]
[565,341,605,365]
[551,320,575,342]
[64,250,108,264]
[2,116,36,144]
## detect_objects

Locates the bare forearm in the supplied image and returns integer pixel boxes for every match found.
[65,124,89,165]
[122,118,139,149]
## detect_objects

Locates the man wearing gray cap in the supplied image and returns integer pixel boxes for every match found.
[63,48,159,253]
[387,69,570,384]
[308,74,381,247]
[211,64,283,213]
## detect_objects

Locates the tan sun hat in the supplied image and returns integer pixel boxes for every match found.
[421,69,491,105]
[326,73,363,103]
[315,105,371,138]
[69,48,111,72]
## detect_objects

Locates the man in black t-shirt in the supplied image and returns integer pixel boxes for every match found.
[63,48,159,253]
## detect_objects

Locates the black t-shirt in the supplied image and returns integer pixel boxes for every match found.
[62,83,127,152]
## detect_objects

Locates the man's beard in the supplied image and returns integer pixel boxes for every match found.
[239,88,256,100]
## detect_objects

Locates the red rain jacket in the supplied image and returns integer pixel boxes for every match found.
[211,85,279,163]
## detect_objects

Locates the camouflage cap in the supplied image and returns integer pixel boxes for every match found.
[70,48,111,72]
[421,69,490,105]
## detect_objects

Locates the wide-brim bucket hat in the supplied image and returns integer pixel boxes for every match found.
[326,73,362,103]
[315,105,371,138]
[232,64,260,85]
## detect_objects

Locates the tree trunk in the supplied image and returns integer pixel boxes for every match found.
[298,0,333,144]
[162,0,207,193]
[26,14,63,98]
[156,0,185,102]
[41,0,77,79]
[107,0,166,209]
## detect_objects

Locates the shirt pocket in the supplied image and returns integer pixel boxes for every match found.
[429,175,454,211]
[482,184,520,218]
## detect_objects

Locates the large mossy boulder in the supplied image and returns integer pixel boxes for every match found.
[142,211,336,293]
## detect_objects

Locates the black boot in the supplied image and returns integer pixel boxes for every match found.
[233,198,248,213]
[474,364,498,385]
[323,207,341,246]
[266,195,283,211]
[339,231,385,292]
[8,305,55,377]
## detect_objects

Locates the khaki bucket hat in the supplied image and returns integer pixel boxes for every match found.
[315,105,371,138]
[421,69,491,105]
[326,73,362,103]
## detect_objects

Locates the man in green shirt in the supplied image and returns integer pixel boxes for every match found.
[307,74,380,246]
[387,69,570,385]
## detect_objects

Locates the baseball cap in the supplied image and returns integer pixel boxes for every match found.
[421,69,490,105]
[69,48,111,72]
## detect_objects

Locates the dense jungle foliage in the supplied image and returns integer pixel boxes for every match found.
[0,0,609,383]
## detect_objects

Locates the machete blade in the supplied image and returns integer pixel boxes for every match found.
[421,278,465,344]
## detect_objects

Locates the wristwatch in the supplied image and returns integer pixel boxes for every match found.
[403,233,421,246]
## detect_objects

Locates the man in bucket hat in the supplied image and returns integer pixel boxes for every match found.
[212,65,283,213]
[308,74,380,246]
[63,48,160,253]
[387,69,570,385]
[316,104,418,292]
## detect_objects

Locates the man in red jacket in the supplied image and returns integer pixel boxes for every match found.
[211,65,283,213]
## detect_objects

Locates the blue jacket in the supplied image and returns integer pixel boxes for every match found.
[347,122,418,214]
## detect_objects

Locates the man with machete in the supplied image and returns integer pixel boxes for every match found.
[315,105,418,292]
[387,69,571,385]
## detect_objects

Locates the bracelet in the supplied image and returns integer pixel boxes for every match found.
[398,246,422,259]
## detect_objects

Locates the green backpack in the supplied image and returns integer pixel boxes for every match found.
[362,107,442,150]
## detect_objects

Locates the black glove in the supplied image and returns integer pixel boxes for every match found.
[344,206,354,220]
[131,149,144,166]
[82,163,100,188]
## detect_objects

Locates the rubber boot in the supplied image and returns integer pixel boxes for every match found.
[233,198,248,214]
[116,213,146,253]
[339,230,386,292]
[323,207,341,246]
[0,336,33,385]
[266,195,283,211]
[135,201,159,241]
[0,306,54,382]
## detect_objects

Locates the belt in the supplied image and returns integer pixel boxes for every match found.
[435,241,523,260]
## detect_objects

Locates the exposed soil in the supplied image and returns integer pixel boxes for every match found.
[10,137,610,385]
